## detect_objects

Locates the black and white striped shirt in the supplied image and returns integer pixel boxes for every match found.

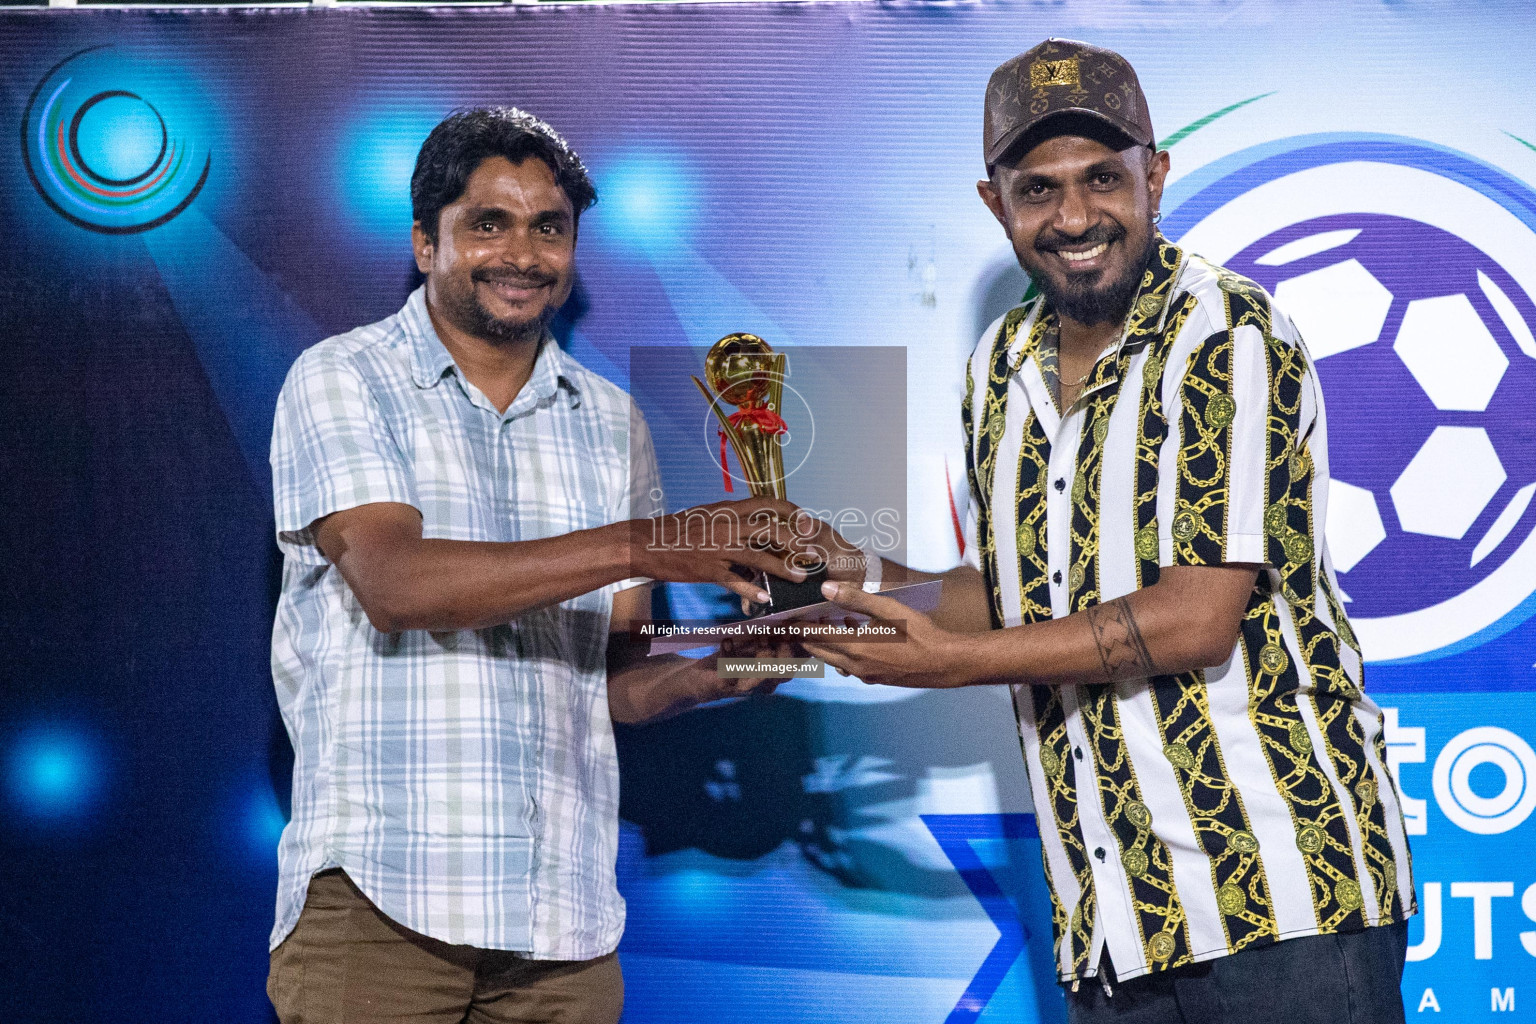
[961,238,1416,983]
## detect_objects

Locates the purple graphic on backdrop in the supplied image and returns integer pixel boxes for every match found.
[1163,134,1536,666]
[1230,214,1536,619]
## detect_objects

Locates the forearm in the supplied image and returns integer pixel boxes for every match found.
[350,523,631,632]
[955,569,1252,687]
[606,646,717,725]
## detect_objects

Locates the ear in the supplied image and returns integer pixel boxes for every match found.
[411,221,434,276]
[1145,148,1172,219]
[976,178,1009,234]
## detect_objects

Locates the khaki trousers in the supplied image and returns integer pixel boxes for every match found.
[268,870,623,1024]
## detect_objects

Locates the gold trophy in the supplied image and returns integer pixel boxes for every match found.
[692,333,827,610]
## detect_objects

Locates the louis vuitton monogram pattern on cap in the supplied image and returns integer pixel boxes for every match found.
[984,38,1155,168]
[959,239,1417,984]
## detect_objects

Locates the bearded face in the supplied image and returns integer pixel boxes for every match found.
[415,155,577,347]
[980,129,1169,327]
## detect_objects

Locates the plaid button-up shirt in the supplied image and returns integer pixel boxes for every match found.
[962,239,1415,983]
[269,287,661,957]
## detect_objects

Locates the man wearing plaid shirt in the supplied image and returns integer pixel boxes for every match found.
[266,108,803,1024]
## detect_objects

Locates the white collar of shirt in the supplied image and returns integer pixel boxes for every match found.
[399,286,581,414]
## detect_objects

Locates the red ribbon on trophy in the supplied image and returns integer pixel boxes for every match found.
[718,406,788,492]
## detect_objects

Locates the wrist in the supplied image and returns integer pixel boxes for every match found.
[607,520,647,583]
[626,654,720,725]
[937,628,994,687]
[692,652,728,703]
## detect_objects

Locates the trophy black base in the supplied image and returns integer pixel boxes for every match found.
[759,563,830,613]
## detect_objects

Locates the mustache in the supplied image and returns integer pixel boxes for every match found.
[473,268,557,288]
[1035,222,1125,254]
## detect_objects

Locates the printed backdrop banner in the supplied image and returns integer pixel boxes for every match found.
[2,2,1534,1021]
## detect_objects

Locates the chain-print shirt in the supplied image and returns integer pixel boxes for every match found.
[960,238,1416,983]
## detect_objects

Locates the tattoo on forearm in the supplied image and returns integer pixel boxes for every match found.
[1086,597,1158,681]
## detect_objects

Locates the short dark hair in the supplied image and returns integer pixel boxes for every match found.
[410,107,597,241]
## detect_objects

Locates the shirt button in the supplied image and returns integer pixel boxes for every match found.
[1054,478,1066,492]
[1075,747,1084,760]
[1053,570,1063,585]
[1094,847,1106,861]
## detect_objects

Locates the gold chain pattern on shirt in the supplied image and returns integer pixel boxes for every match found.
[1069,242,1184,615]
[1132,287,1199,590]
[1212,272,1404,933]
[1032,685,1098,972]
[965,243,1411,980]
[1239,603,1368,932]
[1150,662,1282,954]
[966,304,1033,628]
[1123,263,1282,963]
[1013,308,1056,625]
[1071,246,1208,968]
[1082,682,1192,965]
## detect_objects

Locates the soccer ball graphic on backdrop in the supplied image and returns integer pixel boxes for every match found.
[1229,212,1536,628]
[1173,143,1536,662]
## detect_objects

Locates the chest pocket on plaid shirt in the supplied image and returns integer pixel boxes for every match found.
[507,423,625,541]
[404,397,626,544]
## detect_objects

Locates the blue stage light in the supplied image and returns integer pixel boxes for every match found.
[666,867,725,910]
[338,107,445,239]
[19,46,218,239]
[589,151,698,253]
[247,783,288,856]
[7,727,101,818]
[74,93,163,182]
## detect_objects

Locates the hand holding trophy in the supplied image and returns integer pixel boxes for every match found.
[692,333,829,612]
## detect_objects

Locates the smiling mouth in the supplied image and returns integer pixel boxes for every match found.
[1057,242,1109,264]
[481,278,551,300]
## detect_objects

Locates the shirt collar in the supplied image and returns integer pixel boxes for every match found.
[511,328,582,414]
[403,287,457,389]
[401,286,581,409]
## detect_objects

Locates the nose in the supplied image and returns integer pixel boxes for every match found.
[1053,182,1092,240]
[493,228,540,271]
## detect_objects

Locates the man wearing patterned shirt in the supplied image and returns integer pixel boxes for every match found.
[266,108,807,1024]
[805,40,1414,1023]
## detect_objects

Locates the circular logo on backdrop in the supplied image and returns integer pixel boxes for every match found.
[21,47,211,234]
[1432,726,1536,834]
[1165,135,1536,662]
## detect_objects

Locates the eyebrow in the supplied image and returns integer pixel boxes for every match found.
[464,206,511,223]
[461,205,572,225]
[1082,159,1125,178]
[1016,159,1126,190]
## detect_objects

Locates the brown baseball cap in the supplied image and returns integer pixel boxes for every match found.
[984,38,1154,169]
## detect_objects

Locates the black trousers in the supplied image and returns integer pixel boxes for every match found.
[1065,921,1409,1024]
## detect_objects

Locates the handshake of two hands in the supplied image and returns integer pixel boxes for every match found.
[620,494,958,706]
[622,495,892,700]
[626,495,868,607]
